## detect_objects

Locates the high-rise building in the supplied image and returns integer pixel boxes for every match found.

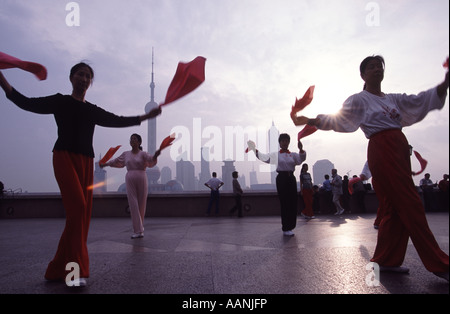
[93,159,107,193]
[160,166,172,184]
[312,159,335,186]
[176,152,195,191]
[198,147,211,191]
[145,48,158,155]
[249,164,258,186]
[221,160,236,192]
[145,48,161,189]
[268,121,279,184]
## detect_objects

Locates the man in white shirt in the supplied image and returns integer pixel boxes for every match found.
[205,172,224,216]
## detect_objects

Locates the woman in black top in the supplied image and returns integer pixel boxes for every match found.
[0,63,161,286]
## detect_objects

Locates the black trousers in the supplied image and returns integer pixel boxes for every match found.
[230,194,243,217]
[276,172,298,231]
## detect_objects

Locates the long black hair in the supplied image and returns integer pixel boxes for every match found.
[131,133,143,150]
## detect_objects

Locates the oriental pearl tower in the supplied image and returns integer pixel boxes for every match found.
[145,49,160,187]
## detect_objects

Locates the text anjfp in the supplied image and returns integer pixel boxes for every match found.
[182,298,267,311]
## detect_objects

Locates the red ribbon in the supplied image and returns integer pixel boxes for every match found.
[291,85,315,114]
[412,150,428,176]
[159,56,206,107]
[0,51,47,80]
[99,145,121,166]
[159,133,176,151]
[297,124,318,141]
[290,86,317,140]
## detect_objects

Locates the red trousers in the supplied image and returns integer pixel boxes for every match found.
[45,151,93,280]
[301,188,314,217]
[368,130,448,273]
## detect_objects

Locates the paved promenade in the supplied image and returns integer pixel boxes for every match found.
[0,213,448,297]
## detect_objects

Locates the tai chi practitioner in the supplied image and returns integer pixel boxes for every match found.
[102,133,160,238]
[248,133,306,236]
[0,64,161,286]
[291,55,449,281]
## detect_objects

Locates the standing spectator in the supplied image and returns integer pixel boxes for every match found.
[438,174,449,211]
[321,174,333,213]
[205,172,224,216]
[312,185,320,214]
[331,169,345,215]
[352,175,367,213]
[300,163,315,218]
[342,175,350,212]
[229,171,244,217]
[420,173,437,211]
[438,174,449,193]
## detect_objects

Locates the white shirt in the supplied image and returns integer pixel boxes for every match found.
[257,150,306,172]
[205,177,223,190]
[106,150,156,171]
[316,87,446,138]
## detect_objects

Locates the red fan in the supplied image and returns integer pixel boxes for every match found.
[99,145,121,166]
[159,56,206,107]
[291,85,315,115]
[412,150,428,176]
[0,51,47,80]
[297,124,318,141]
[159,133,176,151]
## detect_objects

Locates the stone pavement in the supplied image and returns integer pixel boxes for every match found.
[0,213,448,297]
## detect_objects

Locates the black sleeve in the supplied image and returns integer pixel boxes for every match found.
[6,88,59,114]
[91,104,141,128]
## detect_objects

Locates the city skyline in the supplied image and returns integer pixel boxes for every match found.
[0,1,448,193]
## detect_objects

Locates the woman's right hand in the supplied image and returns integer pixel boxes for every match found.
[291,114,309,126]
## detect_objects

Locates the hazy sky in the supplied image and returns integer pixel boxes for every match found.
[0,0,449,193]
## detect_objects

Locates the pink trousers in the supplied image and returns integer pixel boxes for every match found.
[125,170,148,233]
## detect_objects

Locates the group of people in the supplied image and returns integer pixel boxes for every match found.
[204,171,244,217]
[1,53,448,286]
[317,170,368,215]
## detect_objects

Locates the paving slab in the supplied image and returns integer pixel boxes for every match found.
[0,213,448,299]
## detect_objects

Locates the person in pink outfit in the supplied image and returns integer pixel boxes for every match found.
[102,133,160,238]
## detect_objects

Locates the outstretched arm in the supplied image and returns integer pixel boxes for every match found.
[0,71,13,95]
[437,71,449,99]
[139,106,162,122]
[291,114,320,127]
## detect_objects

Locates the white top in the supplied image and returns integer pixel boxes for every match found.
[105,150,157,171]
[257,150,306,172]
[316,87,446,138]
[205,177,223,190]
